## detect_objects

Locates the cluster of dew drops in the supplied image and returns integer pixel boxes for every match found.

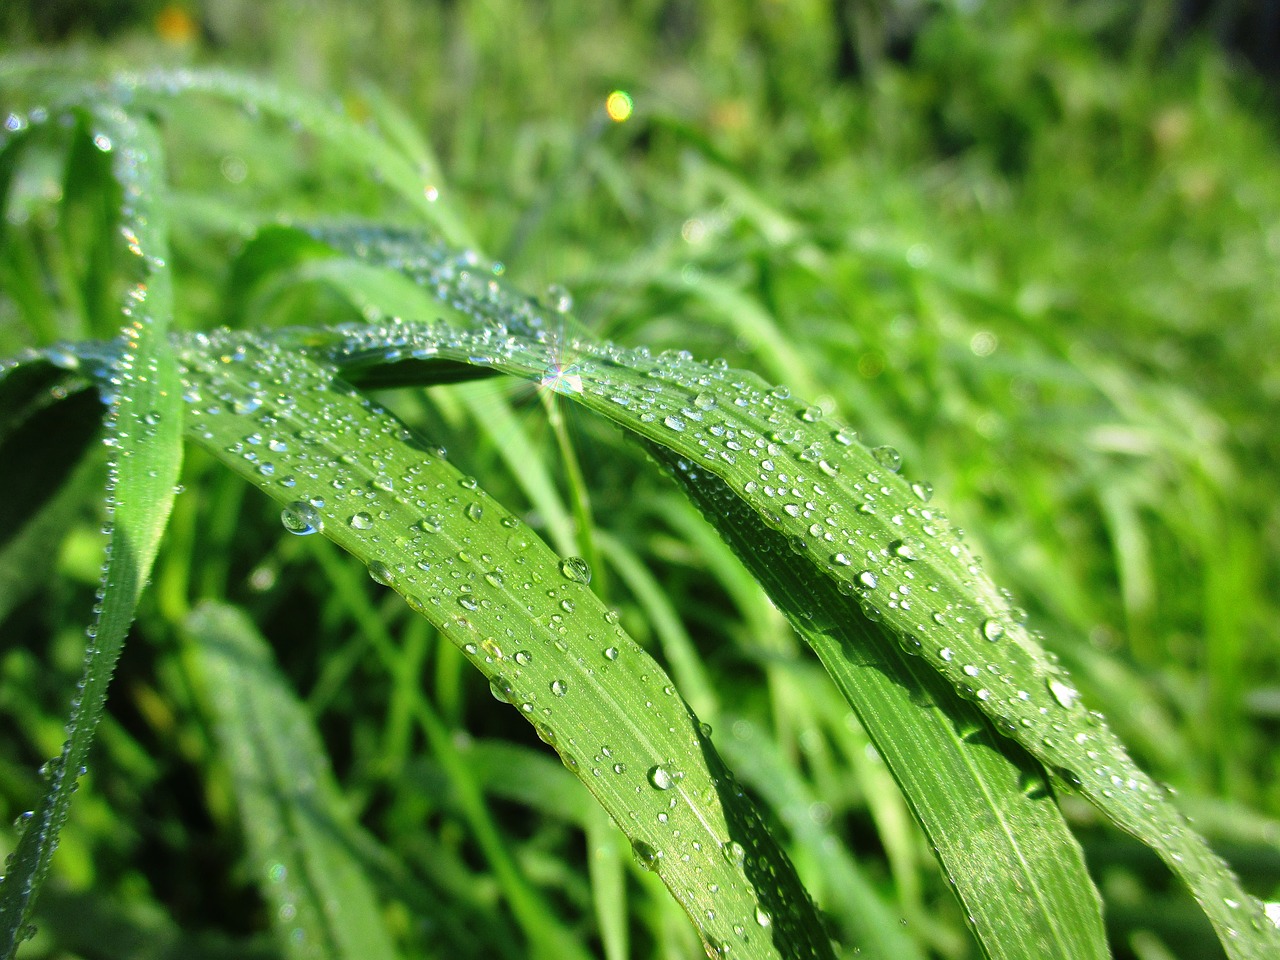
[173,329,799,950]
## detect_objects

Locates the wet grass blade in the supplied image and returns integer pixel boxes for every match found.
[186,602,403,960]
[296,222,1280,958]
[0,108,183,956]
[173,329,836,960]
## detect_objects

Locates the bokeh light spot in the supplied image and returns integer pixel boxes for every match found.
[606,90,633,123]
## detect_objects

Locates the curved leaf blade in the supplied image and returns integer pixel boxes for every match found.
[173,329,836,960]
[295,222,1280,958]
[0,108,183,956]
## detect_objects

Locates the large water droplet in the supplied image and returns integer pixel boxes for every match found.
[872,445,902,472]
[1047,677,1080,710]
[350,512,374,530]
[367,561,395,586]
[550,679,569,697]
[560,556,592,584]
[632,838,659,871]
[647,763,682,790]
[721,840,746,868]
[982,618,1005,642]
[281,501,323,536]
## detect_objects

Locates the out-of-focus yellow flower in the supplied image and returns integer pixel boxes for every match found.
[155,5,198,46]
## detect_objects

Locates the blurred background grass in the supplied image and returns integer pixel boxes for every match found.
[1,1,1278,958]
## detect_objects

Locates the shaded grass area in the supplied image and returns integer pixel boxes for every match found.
[1,1,1278,958]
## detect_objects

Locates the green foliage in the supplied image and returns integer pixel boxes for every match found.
[1,3,1279,959]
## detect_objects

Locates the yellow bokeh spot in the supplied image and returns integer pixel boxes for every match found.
[606,91,633,123]
[155,5,197,45]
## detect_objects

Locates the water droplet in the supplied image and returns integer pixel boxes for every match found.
[799,404,823,422]
[350,512,374,530]
[721,840,746,868]
[632,839,659,871]
[891,537,923,561]
[489,678,512,703]
[465,502,484,522]
[560,556,592,584]
[872,445,902,472]
[833,427,858,445]
[367,561,395,586]
[910,480,933,502]
[647,763,682,790]
[550,679,569,697]
[1047,677,1080,710]
[982,618,1005,642]
[693,392,717,410]
[603,646,620,661]
[664,414,686,432]
[857,570,878,590]
[281,501,323,536]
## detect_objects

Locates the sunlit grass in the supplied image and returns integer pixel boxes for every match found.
[0,2,1278,959]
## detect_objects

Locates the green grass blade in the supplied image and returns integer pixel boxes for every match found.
[185,601,403,960]
[296,222,1280,957]
[124,69,475,248]
[652,443,1105,960]
[0,108,183,957]
[174,329,836,960]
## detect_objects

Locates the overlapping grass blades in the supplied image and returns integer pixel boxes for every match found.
[172,328,833,960]
[286,222,1278,959]
[0,109,183,953]
[1,65,1276,960]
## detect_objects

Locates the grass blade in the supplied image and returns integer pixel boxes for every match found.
[186,601,403,960]
[295,222,1279,958]
[174,329,836,960]
[0,108,183,956]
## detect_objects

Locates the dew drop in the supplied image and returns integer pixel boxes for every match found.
[891,537,923,561]
[721,840,746,868]
[982,618,1005,642]
[1047,677,1081,710]
[910,480,933,502]
[647,763,682,790]
[664,414,687,432]
[280,501,323,536]
[872,445,902,472]
[367,561,395,586]
[560,556,592,584]
[465,502,484,522]
[603,646,620,661]
[632,839,659,871]
[550,679,569,697]
[350,512,374,530]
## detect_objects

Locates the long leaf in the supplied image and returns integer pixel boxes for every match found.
[0,108,182,956]
[295,222,1279,958]
[186,601,403,960]
[173,329,836,960]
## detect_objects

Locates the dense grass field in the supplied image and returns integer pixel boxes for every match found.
[1,2,1278,959]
